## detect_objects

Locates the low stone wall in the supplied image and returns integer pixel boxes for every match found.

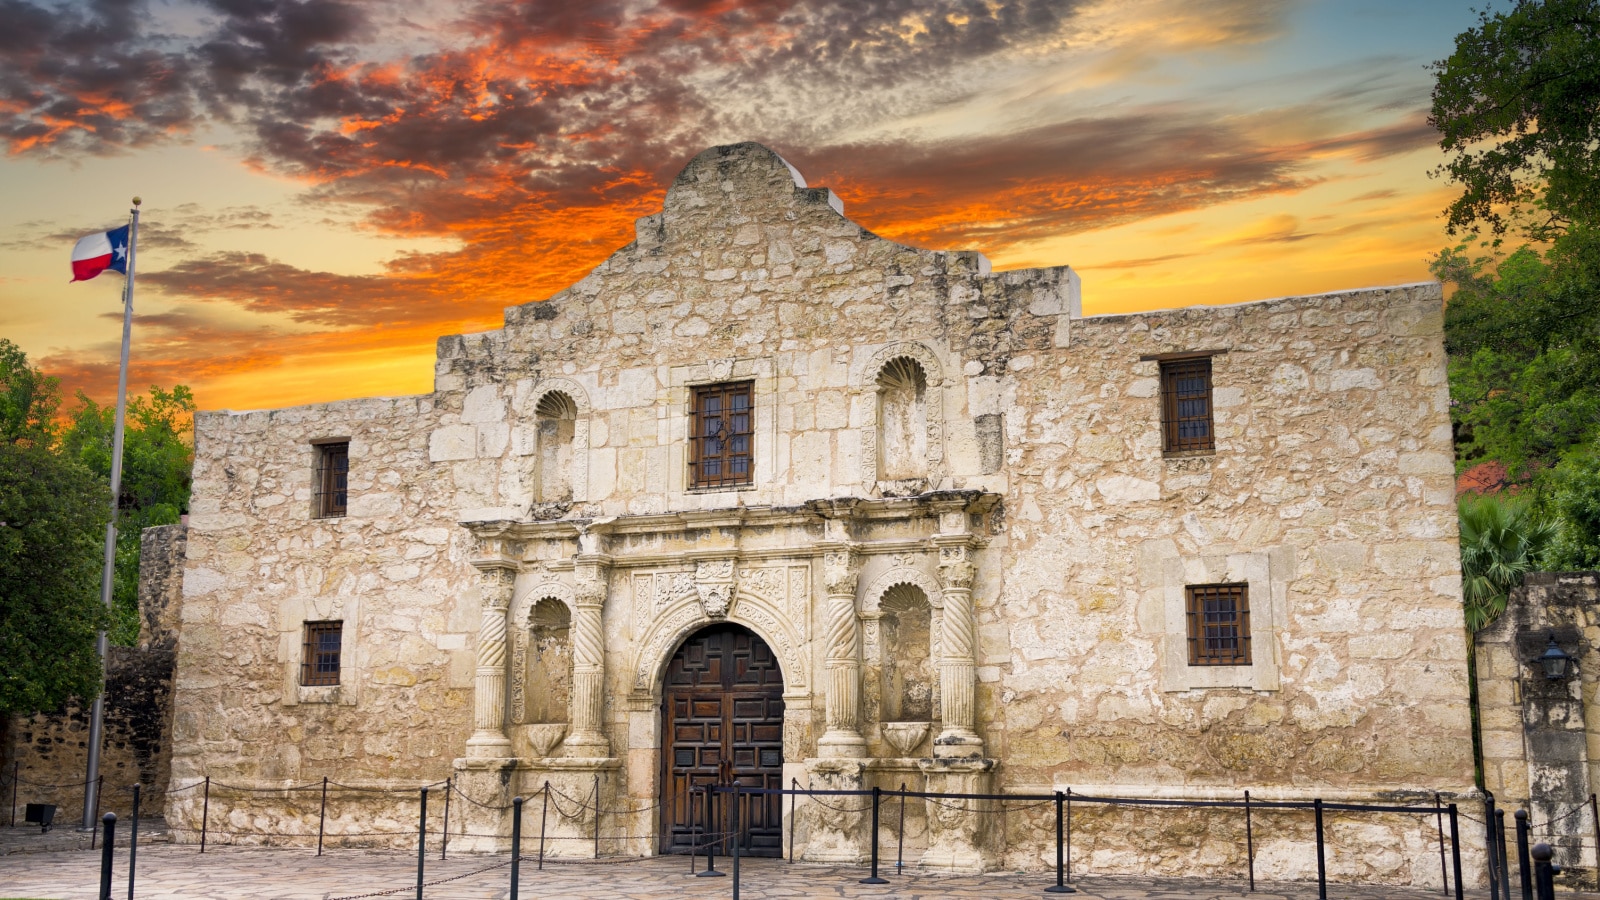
[2,524,186,826]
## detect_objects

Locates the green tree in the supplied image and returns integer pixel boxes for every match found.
[61,385,195,645]
[1459,493,1558,631]
[1430,0,1600,240]
[0,344,108,717]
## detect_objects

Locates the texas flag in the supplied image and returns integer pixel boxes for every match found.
[69,225,131,282]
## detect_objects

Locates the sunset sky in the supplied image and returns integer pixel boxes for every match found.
[1,0,1485,413]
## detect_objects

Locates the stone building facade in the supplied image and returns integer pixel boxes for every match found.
[165,142,1476,883]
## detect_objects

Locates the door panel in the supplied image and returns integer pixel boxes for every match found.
[660,624,786,856]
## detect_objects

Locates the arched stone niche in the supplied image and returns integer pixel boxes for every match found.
[521,379,591,516]
[857,342,945,495]
[512,581,576,726]
[859,566,943,729]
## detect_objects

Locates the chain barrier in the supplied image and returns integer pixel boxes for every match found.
[326,858,512,900]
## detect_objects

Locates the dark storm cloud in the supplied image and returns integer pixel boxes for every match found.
[0,0,196,155]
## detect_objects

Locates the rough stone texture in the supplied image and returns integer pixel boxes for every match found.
[4,524,186,821]
[1476,571,1600,885]
[164,143,1477,885]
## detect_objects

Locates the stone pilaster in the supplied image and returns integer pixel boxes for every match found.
[818,547,866,757]
[466,566,515,758]
[934,540,983,757]
[802,758,868,863]
[565,558,611,757]
[917,756,995,873]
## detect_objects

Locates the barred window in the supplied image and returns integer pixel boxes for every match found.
[313,442,349,518]
[1160,358,1215,454]
[690,382,753,489]
[1186,583,1250,666]
[301,621,343,686]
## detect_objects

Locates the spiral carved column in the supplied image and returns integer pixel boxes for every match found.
[819,548,867,757]
[565,561,611,757]
[935,544,983,756]
[467,567,516,757]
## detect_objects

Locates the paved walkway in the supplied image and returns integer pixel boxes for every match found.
[0,843,1546,900]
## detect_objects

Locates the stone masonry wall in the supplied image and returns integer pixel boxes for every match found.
[166,143,1477,882]
[4,524,186,824]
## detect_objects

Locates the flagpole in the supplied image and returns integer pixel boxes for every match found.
[81,197,140,830]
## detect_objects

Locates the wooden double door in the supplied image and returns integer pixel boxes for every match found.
[659,624,785,856]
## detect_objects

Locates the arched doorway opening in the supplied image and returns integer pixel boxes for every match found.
[658,623,785,856]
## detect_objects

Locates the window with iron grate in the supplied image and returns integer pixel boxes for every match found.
[1185,583,1250,666]
[690,381,753,488]
[1160,358,1215,454]
[312,442,349,518]
[301,621,343,686]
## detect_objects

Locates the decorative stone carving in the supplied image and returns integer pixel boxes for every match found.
[819,548,866,757]
[918,756,995,873]
[695,558,737,619]
[566,560,610,757]
[803,758,867,864]
[467,566,516,757]
[857,341,946,490]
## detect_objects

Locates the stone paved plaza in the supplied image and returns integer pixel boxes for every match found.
[0,841,1546,900]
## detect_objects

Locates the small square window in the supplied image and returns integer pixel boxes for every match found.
[690,382,753,489]
[301,621,343,686]
[1160,358,1215,454]
[1186,583,1250,666]
[313,442,349,518]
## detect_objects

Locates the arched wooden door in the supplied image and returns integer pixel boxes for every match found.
[659,623,785,856]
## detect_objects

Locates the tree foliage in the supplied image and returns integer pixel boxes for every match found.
[0,342,108,716]
[60,385,195,645]
[1459,493,1557,631]
[1430,0,1600,239]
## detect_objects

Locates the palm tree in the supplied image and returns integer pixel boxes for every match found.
[1459,493,1557,631]
[1458,491,1556,789]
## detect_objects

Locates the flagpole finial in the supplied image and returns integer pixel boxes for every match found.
[131,196,142,207]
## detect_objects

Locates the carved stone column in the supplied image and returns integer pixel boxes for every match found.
[565,558,610,757]
[935,541,983,757]
[818,547,867,757]
[467,566,516,758]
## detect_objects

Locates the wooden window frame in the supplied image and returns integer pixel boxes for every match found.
[301,620,343,686]
[1158,357,1216,455]
[689,381,754,489]
[1185,583,1251,666]
[312,441,349,518]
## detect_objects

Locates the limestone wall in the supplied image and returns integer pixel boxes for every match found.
[164,142,1477,882]
[4,524,186,823]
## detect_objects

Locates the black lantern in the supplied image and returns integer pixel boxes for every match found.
[1535,634,1575,681]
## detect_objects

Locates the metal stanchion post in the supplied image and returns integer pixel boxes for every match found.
[1245,789,1255,892]
[10,761,17,827]
[1532,842,1556,900]
[1450,804,1464,900]
[1436,792,1449,896]
[99,810,116,896]
[1488,795,1502,900]
[441,777,450,860]
[698,785,722,877]
[416,787,427,900]
[199,777,209,854]
[1046,789,1074,893]
[1497,809,1513,900]
[318,777,327,857]
[510,796,523,900]
[1066,787,1073,884]
[895,783,906,873]
[789,780,798,864]
[860,785,887,884]
[1314,798,1327,900]
[128,783,140,900]
[1516,809,1532,900]
[731,782,741,900]
[538,783,549,872]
